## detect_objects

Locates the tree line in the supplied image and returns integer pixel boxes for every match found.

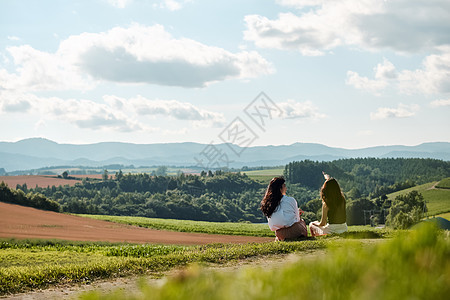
[4,157,449,227]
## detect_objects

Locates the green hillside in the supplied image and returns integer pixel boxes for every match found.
[436,177,450,189]
[243,168,284,184]
[385,178,450,216]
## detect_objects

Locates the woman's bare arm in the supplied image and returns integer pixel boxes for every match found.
[318,202,328,226]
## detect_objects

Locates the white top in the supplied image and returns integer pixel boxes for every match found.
[267,195,300,231]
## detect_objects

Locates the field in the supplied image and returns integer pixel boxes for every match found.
[436,177,450,189]
[0,175,84,188]
[0,202,271,245]
[78,215,274,237]
[384,178,450,216]
[243,168,284,183]
[0,237,327,295]
[78,224,449,300]
[1,223,446,299]
[1,173,449,298]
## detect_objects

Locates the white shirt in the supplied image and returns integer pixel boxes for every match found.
[267,195,300,231]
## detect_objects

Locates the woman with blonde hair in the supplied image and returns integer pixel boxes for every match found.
[260,177,307,241]
[309,172,348,236]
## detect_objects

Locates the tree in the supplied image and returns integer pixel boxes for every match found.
[346,198,376,225]
[62,171,69,179]
[102,169,109,181]
[115,169,123,181]
[386,191,426,229]
[156,166,168,176]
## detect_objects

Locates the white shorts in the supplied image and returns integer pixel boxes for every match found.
[309,221,348,235]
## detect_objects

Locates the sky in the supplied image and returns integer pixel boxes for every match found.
[0,0,449,149]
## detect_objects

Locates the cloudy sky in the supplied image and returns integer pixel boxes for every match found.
[0,0,449,149]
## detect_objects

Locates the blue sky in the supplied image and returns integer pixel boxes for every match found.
[0,0,449,149]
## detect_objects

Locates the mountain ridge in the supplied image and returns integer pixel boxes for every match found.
[1,138,449,172]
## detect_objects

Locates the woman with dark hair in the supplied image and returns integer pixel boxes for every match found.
[260,177,307,241]
[309,173,348,236]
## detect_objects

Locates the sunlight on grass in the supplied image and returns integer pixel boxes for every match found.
[80,223,449,300]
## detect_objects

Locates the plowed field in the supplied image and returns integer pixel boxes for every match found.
[0,202,272,245]
[0,175,82,188]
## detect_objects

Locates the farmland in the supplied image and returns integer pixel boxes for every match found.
[0,202,271,245]
[384,178,450,216]
[0,175,83,188]
[0,174,108,189]
[243,168,284,183]
[78,214,274,237]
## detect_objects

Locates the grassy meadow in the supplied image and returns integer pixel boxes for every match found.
[79,223,449,300]
[0,238,326,295]
[2,174,449,297]
[436,177,450,189]
[243,168,284,184]
[78,214,274,237]
[384,178,450,216]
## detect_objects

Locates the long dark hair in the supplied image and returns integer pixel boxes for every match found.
[320,178,346,209]
[260,177,285,217]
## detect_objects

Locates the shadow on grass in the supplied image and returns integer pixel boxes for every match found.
[337,231,385,239]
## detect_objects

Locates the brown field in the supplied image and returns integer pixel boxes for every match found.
[71,174,105,179]
[0,174,104,188]
[0,202,272,245]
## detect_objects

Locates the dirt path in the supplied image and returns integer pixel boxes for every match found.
[0,202,272,245]
[427,181,440,190]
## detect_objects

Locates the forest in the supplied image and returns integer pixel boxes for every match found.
[2,158,449,226]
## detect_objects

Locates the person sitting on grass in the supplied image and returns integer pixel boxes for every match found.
[260,176,307,241]
[309,172,348,237]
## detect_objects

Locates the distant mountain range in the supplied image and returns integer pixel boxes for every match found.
[1,138,450,172]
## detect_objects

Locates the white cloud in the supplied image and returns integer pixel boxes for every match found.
[370,103,419,120]
[0,93,31,112]
[160,0,182,11]
[277,99,326,120]
[347,51,450,95]
[244,12,342,56]
[245,0,450,55]
[0,91,147,132]
[0,24,273,91]
[7,36,20,41]
[65,24,273,87]
[398,49,450,94]
[1,91,226,132]
[375,58,398,80]
[0,45,93,91]
[346,58,396,94]
[430,99,450,107]
[107,0,133,8]
[104,95,226,127]
[275,0,325,9]
[346,71,387,94]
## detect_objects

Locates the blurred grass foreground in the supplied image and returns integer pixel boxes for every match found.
[82,223,449,300]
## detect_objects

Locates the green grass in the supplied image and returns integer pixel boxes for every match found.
[77,215,275,237]
[243,168,284,183]
[436,177,450,189]
[80,223,449,300]
[0,238,327,295]
[384,181,450,216]
[435,212,450,220]
[78,215,390,239]
[0,223,392,295]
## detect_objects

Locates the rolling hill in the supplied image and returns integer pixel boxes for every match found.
[383,178,450,216]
